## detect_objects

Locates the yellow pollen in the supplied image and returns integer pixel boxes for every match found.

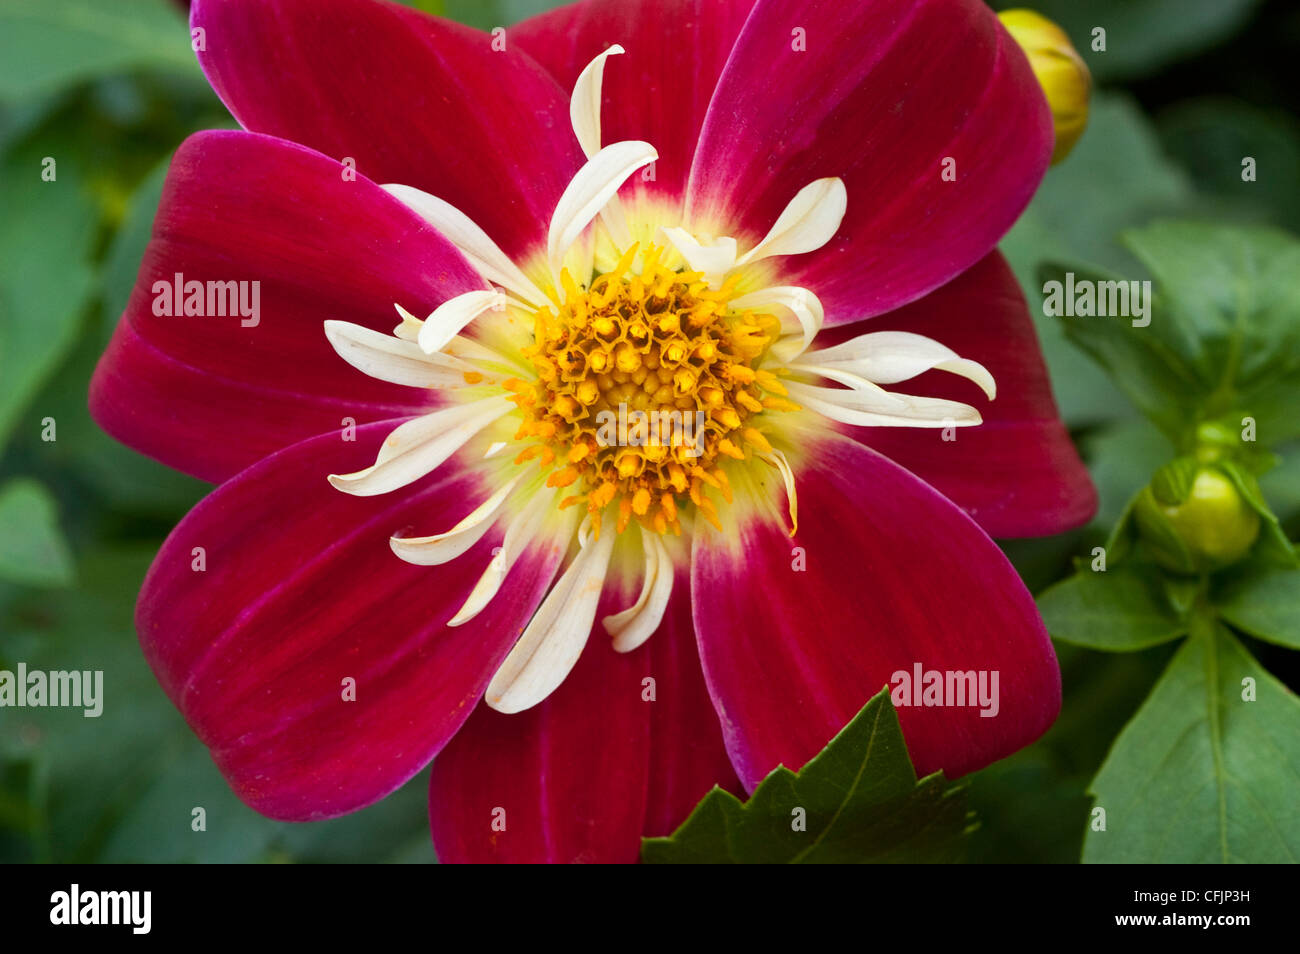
[515,242,794,535]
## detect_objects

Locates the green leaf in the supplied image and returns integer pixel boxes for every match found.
[1122,221,1300,441]
[1217,458,1298,568]
[0,479,74,587]
[1216,567,1300,649]
[0,140,97,449]
[1079,418,1175,530]
[99,158,167,340]
[1038,262,1201,441]
[441,0,567,29]
[1084,622,1300,862]
[990,0,1264,82]
[1149,456,1200,506]
[641,689,972,863]
[1000,93,1197,427]
[0,0,202,101]
[1038,564,1186,651]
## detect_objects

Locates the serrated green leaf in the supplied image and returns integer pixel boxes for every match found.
[1084,622,1300,862]
[641,688,971,863]
[0,479,74,587]
[1038,564,1186,652]
[0,0,202,101]
[1215,568,1300,650]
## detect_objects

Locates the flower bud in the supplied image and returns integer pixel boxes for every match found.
[1134,467,1261,574]
[998,9,1091,164]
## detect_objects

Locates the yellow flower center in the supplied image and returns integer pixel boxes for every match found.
[504,243,796,537]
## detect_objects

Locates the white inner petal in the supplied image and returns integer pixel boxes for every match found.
[417,289,507,355]
[547,140,658,280]
[763,449,799,536]
[570,44,624,158]
[392,303,425,342]
[736,177,847,266]
[660,228,739,283]
[324,320,491,389]
[730,285,825,362]
[786,362,907,403]
[785,380,982,428]
[798,330,997,399]
[327,395,512,497]
[389,468,530,566]
[604,529,674,653]
[448,490,567,627]
[382,183,547,306]
[485,522,618,713]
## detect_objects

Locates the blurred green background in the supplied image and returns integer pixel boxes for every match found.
[1,0,1298,862]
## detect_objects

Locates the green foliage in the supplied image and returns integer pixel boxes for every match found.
[1000,94,1198,426]
[0,0,203,102]
[1038,563,1186,651]
[642,689,972,863]
[1084,622,1300,862]
[0,479,74,587]
[1042,216,1300,865]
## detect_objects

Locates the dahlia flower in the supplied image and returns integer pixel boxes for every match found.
[90,0,1096,862]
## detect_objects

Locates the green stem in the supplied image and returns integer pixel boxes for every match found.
[1190,580,1228,862]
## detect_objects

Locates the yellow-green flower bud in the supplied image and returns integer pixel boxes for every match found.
[999,9,1092,164]
[1134,468,1261,573]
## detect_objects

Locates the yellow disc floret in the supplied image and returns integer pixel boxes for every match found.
[506,243,792,537]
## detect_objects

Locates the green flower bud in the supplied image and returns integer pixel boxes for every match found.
[1134,467,1261,573]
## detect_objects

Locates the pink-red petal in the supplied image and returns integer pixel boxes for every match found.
[692,431,1061,790]
[428,586,652,863]
[512,0,754,206]
[836,252,1097,538]
[642,568,745,837]
[687,0,1051,322]
[428,560,739,862]
[138,422,563,820]
[190,0,582,260]
[90,130,482,483]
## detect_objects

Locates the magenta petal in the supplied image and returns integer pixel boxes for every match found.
[90,130,482,483]
[686,0,1051,321]
[428,558,741,862]
[428,589,652,863]
[643,570,744,837]
[692,432,1060,789]
[138,422,563,820]
[513,0,754,205]
[191,0,582,259]
[842,252,1097,538]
